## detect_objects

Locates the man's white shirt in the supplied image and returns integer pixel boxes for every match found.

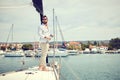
[38,24,51,43]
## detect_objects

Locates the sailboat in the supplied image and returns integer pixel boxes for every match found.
[48,48,68,57]
[0,0,60,80]
[4,24,24,57]
[47,15,68,57]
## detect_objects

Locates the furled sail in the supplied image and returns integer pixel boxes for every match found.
[32,0,44,24]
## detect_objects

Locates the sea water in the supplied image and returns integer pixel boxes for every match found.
[60,54,120,80]
[0,54,120,80]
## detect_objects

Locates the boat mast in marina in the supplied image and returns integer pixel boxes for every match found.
[5,24,14,51]
[55,16,65,48]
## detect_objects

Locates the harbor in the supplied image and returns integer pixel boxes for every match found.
[0,48,120,58]
[0,0,120,80]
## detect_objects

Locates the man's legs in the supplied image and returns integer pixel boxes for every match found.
[39,43,49,71]
[46,55,48,63]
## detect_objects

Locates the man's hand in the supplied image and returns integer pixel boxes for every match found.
[45,36,51,40]
[50,34,54,37]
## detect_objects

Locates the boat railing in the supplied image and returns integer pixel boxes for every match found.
[50,61,60,80]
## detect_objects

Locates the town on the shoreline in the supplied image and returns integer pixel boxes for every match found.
[0,37,120,55]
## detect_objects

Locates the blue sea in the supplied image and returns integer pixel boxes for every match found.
[0,54,120,80]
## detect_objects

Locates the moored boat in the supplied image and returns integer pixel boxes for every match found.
[24,50,36,57]
[48,48,68,57]
[67,50,79,55]
[83,48,90,54]
[4,50,24,57]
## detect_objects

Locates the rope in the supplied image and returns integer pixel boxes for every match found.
[60,73,67,80]
[24,74,29,80]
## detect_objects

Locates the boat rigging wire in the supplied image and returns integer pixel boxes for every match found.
[55,16,65,42]
[61,58,80,80]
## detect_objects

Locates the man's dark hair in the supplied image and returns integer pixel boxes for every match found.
[42,15,47,19]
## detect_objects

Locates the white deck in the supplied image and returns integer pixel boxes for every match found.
[0,67,57,80]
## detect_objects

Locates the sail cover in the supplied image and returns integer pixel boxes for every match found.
[32,0,44,24]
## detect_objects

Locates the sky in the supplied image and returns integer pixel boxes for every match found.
[0,0,120,42]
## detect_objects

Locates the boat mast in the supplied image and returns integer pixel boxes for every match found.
[55,16,66,48]
[5,24,14,51]
[11,24,13,43]
[53,8,56,61]
[56,17,64,42]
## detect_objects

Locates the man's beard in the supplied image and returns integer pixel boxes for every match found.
[43,22,47,24]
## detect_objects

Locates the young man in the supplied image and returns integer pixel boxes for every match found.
[38,15,53,71]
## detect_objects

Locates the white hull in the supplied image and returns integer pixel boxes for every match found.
[4,51,24,57]
[48,53,68,57]
[4,53,24,57]
[67,50,79,55]
[0,66,58,80]
[48,49,68,57]
[35,49,68,57]
[83,48,90,54]
[35,52,68,57]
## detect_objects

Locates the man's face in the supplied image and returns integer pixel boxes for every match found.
[42,17,48,24]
